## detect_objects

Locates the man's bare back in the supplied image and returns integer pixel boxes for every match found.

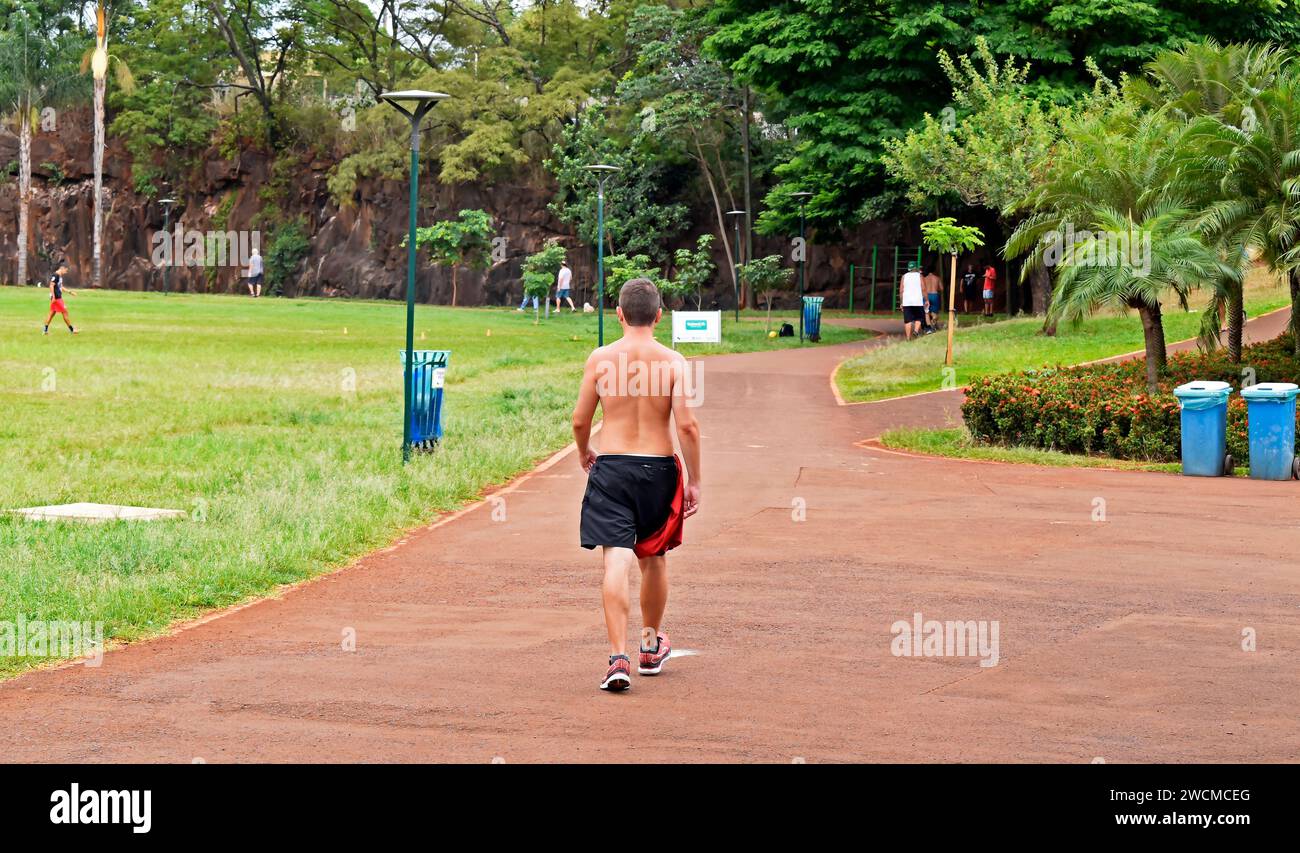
[584,336,680,456]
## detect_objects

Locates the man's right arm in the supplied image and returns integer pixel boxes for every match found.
[671,356,702,517]
[572,351,601,472]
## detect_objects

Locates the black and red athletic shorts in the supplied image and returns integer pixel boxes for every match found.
[580,454,684,557]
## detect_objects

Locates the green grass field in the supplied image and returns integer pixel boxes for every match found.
[0,286,865,677]
[835,269,1292,403]
[880,427,1183,474]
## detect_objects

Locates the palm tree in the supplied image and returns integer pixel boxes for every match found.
[1008,109,1233,391]
[0,18,85,286]
[83,2,134,289]
[1133,40,1290,361]
[1046,202,1234,392]
[1196,70,1300,357]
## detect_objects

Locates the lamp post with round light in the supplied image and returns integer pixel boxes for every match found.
[790,192,812,342]
[379,90,451,464]
[159,197,176,295]
[584,164,620,346]
[726,209,746,323]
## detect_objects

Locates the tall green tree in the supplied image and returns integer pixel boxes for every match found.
[1196,70,1300,357]
[0,7,86,286]
[409,208,495,306]
[1008,110,1234,391]
[704,0,1300,234]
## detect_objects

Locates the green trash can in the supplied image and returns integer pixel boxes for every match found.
[1240,382,1300,480]
[1172,381,1233,477]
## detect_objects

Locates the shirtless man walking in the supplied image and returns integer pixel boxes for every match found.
[572,278,702,691]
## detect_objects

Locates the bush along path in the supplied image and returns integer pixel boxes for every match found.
[962,329,1300,467]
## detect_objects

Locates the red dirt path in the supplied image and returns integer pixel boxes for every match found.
[2,313,1297,762]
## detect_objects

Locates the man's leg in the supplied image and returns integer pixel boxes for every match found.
[601,546,637,656]
[255,283,262,297]
[638,554,668,641]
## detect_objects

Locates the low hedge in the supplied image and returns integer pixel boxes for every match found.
[961,334,1300,463]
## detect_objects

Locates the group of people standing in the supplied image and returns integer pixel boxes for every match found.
[899,260,999,340]
[518,260,577,313]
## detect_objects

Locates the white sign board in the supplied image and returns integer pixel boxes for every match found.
[672,311,722,345]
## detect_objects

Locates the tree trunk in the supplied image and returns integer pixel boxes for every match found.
[1030,263,1052,319]
[1137,301,1166,393]
[1228,280,1244,363]
[93,71,106,288]
[693,135,734,295]
[18,104,31,286]
[451,265,458,307]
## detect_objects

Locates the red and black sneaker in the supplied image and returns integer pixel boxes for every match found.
[638,633,671,675]
[600,654,632,691]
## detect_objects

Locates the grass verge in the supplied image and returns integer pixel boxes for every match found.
[835,268,1290,403]
[879,427,1183,474]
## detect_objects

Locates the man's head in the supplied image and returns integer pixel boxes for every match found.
[561,261,569,268]
[907,261,919,272]
[56,263,68,275]
[616,277,662,328]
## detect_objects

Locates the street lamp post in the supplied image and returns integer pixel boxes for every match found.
[380,90,451,464]
[584,164,620,346]
[726,209,746,322]
[790,192,812,342]
[159,197,176,295]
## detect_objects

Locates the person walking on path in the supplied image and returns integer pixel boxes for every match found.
[982,263,997,317]
[43,264,77,335]
[571,278,702,692]
[899,261,925,340]
[923,267,942,333]
[555,261,576,312]
[246,248,264,298]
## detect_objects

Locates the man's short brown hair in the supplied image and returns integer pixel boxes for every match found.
[618,278,661,327]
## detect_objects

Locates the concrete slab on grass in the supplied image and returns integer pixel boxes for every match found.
[8,502,186,522]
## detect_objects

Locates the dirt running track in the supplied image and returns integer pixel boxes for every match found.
[3,313,1298,763]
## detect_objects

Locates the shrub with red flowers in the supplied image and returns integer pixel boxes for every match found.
[962,334,1300,463]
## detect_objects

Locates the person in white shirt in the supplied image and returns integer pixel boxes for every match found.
[555,261,575,312]
[899,261,925,340]
[246,248,264,298]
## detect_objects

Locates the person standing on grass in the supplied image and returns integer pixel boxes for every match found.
[982,263,997,317]
[555,261,576,312]
[923,267,942,333]
[961,264,978,314]
[43,264,77,335]
[899,261,925,340]
[246,247,264,298]
[572,278,702,692]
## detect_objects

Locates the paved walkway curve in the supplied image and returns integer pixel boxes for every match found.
[2,312,1297,762]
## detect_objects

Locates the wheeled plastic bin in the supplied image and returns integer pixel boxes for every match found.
[1240,382,1299,480]
[1173,381,1233,477]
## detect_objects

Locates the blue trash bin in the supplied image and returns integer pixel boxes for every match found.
[1173,381,1233,477]
[1240,382,1299,480]
[400,349,450,451]
[802,296,824,342]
